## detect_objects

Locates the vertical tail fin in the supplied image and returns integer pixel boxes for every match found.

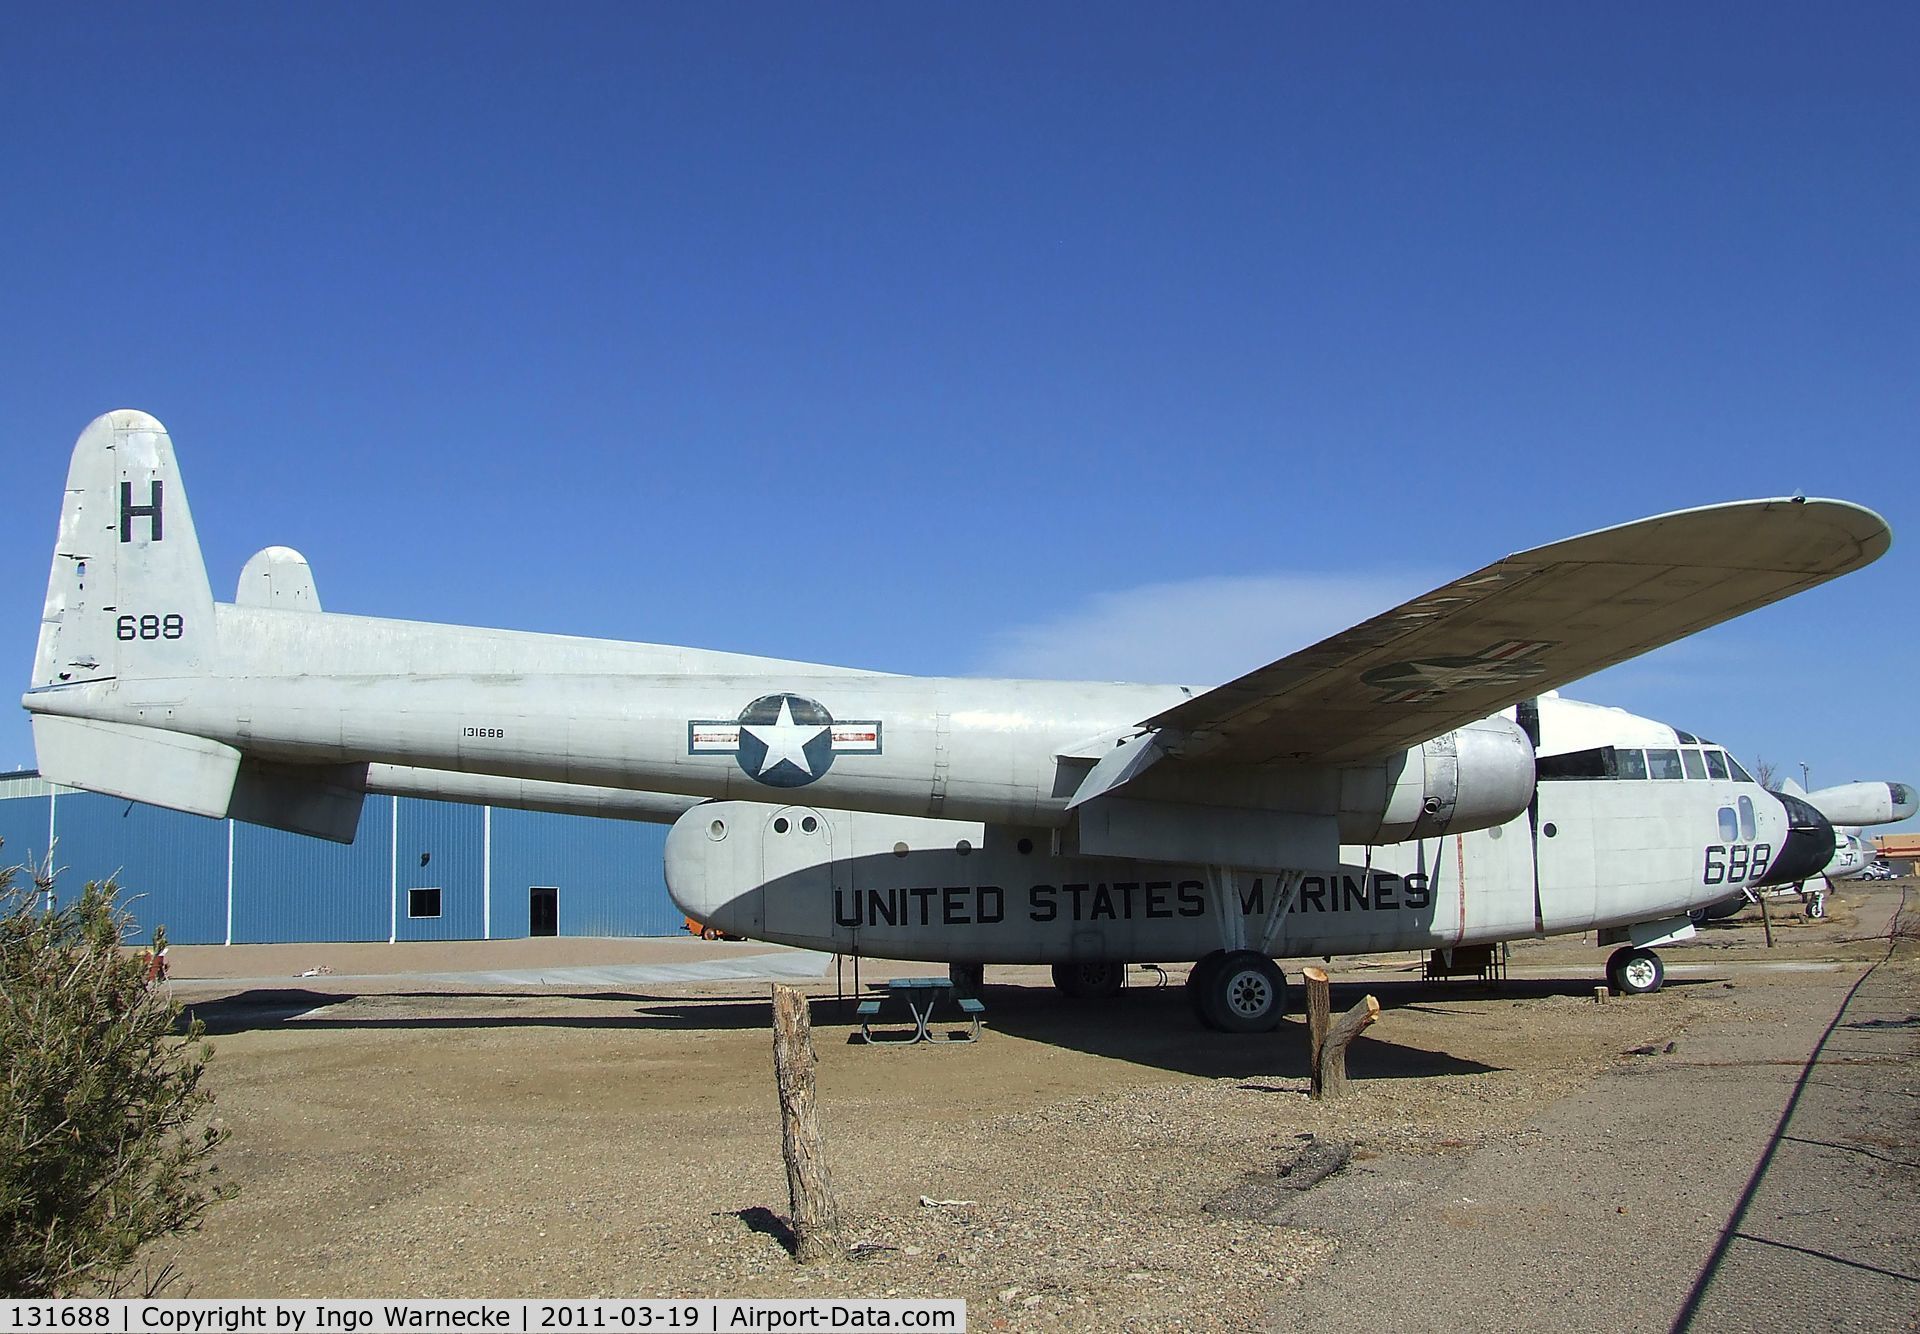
[33,410,216,688]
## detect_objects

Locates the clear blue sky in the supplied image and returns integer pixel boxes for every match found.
[3,4,1914,805]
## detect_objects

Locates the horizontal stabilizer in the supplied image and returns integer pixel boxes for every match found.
[32,715,239,819]
[230,760,367,843]
[31,716,367,841]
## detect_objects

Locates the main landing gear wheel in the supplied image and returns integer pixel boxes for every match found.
[1606,946,1665,996]
[1186,951,1227,1021]
[1198,950,1288,1033]
[1051,960,1126,999]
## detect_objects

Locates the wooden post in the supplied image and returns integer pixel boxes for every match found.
[771,984,840,1263]
[1759,892,1775,948]
[1303,966,1332,1085]
[1310,981,1380,1102]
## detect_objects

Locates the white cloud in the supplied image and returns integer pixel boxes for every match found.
[970,570,1437,685]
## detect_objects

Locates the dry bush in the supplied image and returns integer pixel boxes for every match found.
[0,854,231,1296]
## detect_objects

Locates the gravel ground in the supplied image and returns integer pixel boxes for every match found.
[141,883,1905,1331]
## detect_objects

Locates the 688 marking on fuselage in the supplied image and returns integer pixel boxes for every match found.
[1702,843,1773,886]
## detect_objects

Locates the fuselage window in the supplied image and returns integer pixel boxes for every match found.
[1726,754,1756,784]
[1718,806,1739,841]
[1704,750,1730,781]
[1681,748,1708,780]
[1646,748,1684,780]
[1615,748,1648,780]
[1738,795,1757,841]
[1537,747,1612,780]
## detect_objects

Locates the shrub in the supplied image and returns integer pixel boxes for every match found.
[0,856,231,1296]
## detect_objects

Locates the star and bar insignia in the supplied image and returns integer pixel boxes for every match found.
[688,693,882,788]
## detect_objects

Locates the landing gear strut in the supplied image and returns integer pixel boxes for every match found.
[1187,949,1289,1032]
[1605,946,1665,996]
[1051,960,1126,999]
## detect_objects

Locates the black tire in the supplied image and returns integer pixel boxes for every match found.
[1200,951,1288,1033]
[1703,895,1748,922]
[1806,893,1827,921]
[1608,946,1664,996]
[1186,951,1227,1023]
[1051,960,1126,999]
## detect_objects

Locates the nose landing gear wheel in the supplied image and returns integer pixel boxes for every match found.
[1197,950,1288,1032]
[1606,946,1665,995]
[1051,960,1126,999]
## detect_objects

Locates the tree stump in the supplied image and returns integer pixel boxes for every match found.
[771,983,840,1262]
[1302,967,1379,1100]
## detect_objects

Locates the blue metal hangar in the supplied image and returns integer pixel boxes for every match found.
[0,771,680,945]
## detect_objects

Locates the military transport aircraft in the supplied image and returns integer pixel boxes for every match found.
[23,411,1894,1030]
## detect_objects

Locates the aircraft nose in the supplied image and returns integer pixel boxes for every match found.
[1756,791,1837,886]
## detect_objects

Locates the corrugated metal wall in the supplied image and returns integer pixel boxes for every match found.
[52,792,228,945]
[0,783,53,887]
[232,798,393,943]
[488,807,679,937]
[0,774,682,945]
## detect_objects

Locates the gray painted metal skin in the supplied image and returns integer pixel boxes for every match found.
[16,411,1896,972]
[664,694,1830,963]
[0,774,679,946]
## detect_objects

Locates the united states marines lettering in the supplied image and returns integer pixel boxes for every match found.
[830,873,1433,928]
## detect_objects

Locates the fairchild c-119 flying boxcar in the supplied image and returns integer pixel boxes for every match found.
[23,411,1894,1029]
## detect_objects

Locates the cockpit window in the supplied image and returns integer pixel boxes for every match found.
[1537,747,1612,780]
[1676,730,1699,744]
[1704,750,1730,781]
[1615,748,1648,780]
[1718,806,1739,841]
[1726,754,1756,783]
[1738,795,1757,841]
[1681,748,1708,780]
[1646,748,1684,780]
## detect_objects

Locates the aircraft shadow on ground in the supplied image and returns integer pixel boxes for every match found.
[178,973,1685,1082]
[180,987,784,1036]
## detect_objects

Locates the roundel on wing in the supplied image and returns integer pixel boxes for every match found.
[735,693,837,788]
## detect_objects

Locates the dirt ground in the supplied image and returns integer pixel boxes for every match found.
[147,883,1910,1331]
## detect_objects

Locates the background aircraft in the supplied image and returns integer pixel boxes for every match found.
[25,411,1891,1028]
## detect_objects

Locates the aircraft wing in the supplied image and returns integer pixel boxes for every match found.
[1142,498,1890,768]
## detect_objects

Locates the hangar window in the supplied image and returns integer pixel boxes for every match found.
[1681,749,1708,780]
[408,887,442,919]
[1704,750,1730,781]
[1614,748,1648,780]
[1718,806,1739,842]
[1646,749,1684,780]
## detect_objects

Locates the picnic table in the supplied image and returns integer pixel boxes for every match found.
[856,975,984,1044]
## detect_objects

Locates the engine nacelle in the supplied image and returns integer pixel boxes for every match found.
[1358,715,1537,844]
[1802,781,1918,829]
